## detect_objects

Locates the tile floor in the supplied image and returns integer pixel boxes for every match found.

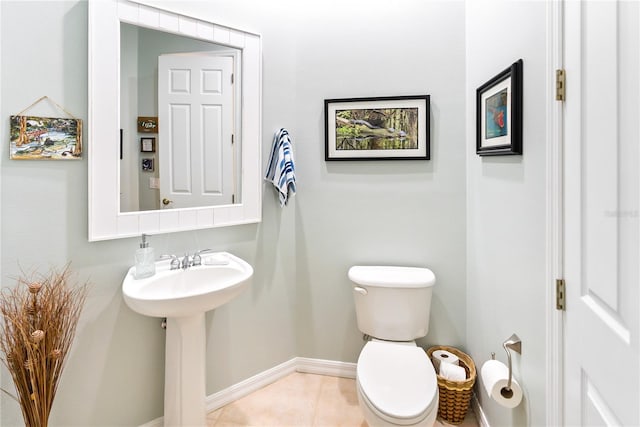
[207,372,478,427]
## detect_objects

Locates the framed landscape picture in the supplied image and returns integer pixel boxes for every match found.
[324,95,430,160]
[476,59,523,156]
[9,115,82,160]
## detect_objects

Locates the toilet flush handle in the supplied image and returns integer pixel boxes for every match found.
[353,286,368,296]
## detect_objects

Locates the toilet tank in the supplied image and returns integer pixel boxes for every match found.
[348,266,436,341]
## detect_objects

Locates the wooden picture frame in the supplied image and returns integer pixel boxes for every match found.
[137,116,158,133]
[476,59,523,156]
[9,115,82,160]
[324,95,430,160]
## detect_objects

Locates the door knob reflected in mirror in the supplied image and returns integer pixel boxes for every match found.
[162,198,173,206]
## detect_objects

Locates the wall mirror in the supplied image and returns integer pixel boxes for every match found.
[88,0,262,241]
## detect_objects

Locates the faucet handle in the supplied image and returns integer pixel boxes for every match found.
[159,254,181,270]
[192,249,213,266]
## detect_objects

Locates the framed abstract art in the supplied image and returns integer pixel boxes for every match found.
[476,59,523,156]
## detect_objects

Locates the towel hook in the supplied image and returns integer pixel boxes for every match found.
[501,333,522,398]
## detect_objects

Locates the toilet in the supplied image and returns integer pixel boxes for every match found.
[349,265,438,427]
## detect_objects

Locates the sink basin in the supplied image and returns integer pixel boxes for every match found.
[122,251,253,426]
[122,251,253,318]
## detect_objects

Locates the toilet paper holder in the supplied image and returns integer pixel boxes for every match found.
[490,333,522,399]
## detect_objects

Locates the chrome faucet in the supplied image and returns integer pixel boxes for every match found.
[181,253,190,270]
[161,250,214,271]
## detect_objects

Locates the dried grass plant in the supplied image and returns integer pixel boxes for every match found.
[0,264,88,427]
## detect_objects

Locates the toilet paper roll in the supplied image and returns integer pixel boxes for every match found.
[439,361,467,381]
[481,359,523,409]
[432,349,460,366]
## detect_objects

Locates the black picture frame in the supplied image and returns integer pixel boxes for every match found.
[140,137,156,153]
[476,59,523,156]
[141,158,154,172]
[324,95,430,161]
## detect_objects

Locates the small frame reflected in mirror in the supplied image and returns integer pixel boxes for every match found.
[138,116,158,133]
[140,137,155,153]
[141,158,154,172]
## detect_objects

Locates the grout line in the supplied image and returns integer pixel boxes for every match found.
[310,374,328,427]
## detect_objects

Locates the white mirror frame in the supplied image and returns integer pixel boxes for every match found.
[88,0,262,241]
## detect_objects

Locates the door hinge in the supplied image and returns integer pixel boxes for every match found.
[232,194,235,204]
[231,134,235,145]
[556,279,566,310]
[555,69,566,101]
[231,73,234,84]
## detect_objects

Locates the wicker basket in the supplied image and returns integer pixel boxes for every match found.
[426,346,476,425]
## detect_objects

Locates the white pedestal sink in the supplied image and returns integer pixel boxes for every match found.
[122,252,253,427]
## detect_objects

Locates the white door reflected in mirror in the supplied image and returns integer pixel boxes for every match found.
[158,53,235,209]
[119,23,241,213]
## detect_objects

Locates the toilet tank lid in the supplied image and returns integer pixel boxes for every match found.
[348,266,435,288]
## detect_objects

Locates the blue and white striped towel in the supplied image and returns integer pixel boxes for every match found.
[265,128,296,206]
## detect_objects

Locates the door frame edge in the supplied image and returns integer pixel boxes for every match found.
[546,0,565,426]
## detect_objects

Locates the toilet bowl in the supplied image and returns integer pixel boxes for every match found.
[349,265,438,427]
[356,340,438,427]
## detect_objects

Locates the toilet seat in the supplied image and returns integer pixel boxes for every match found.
[357,341,438,425]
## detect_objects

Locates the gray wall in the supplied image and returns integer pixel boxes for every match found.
[290,0,467,360]
[465,1,548,426]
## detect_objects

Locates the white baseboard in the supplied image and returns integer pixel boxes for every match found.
[295,356,356,379]
[471,393,490,427]
[139,357,357,427]
[139,417,164,427]
[206,358,298,411]
[139,415,163,427]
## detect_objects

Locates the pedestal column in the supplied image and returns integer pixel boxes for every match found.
[164,313,207,426]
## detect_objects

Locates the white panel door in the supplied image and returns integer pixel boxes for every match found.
[158,53,234,209]
[564,1,639,425]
